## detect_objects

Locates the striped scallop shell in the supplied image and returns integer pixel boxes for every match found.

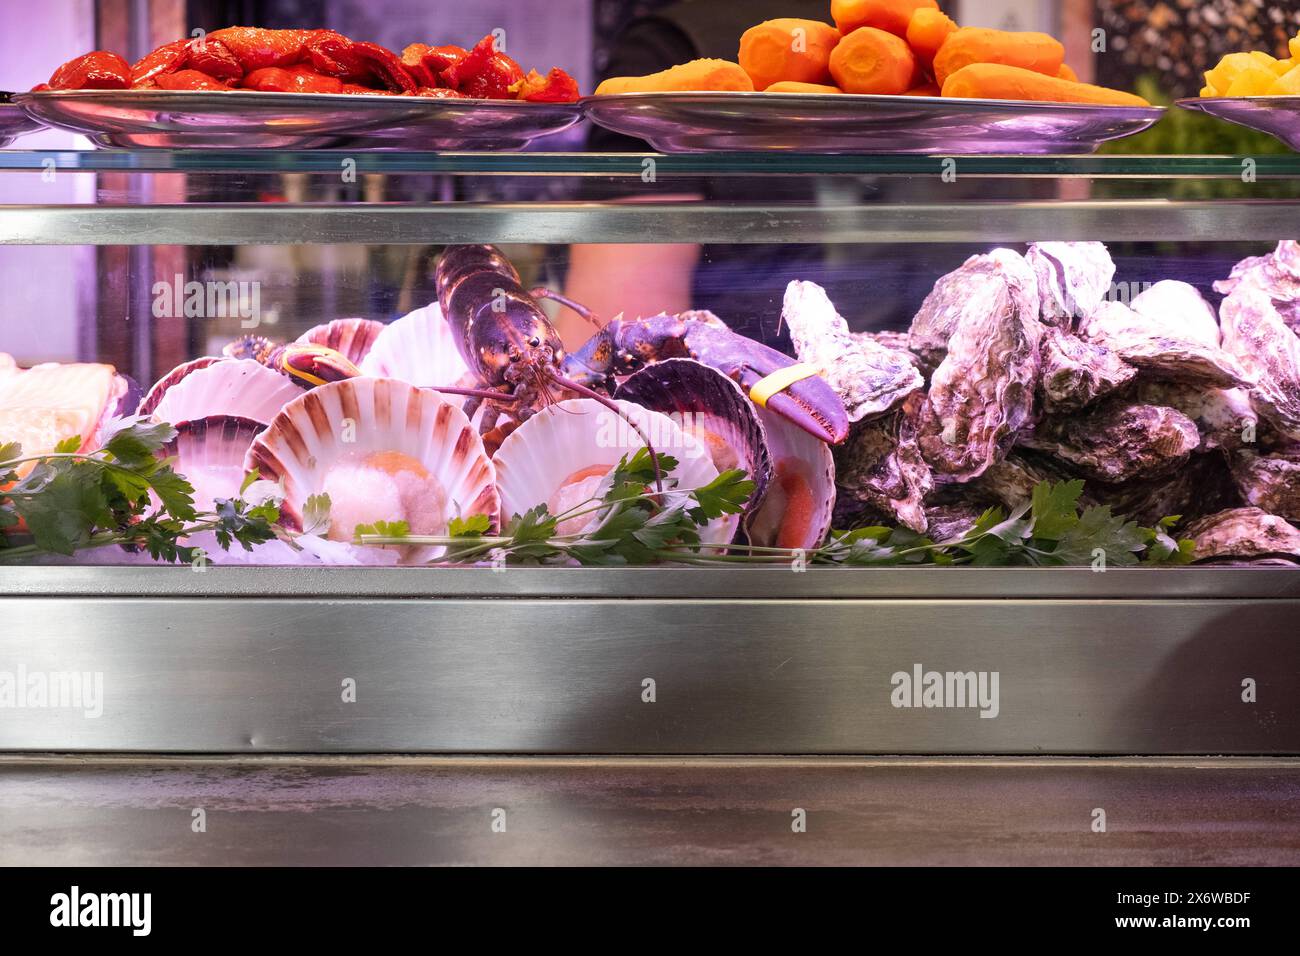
[359,303,470,398]
[137,356,224,418]
[296,318,385,366]
[746,408,835,551]
[614,358,772,539]
[245,378,498,563]
[158,415,264,512]
[492,398,739,554]
[149,359,302,428]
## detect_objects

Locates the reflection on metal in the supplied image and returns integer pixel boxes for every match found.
[0,587,1295,754]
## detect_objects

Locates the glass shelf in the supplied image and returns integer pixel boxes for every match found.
[0,149,1299,178]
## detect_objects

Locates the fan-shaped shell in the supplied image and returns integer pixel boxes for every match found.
[296,318,385,366]
[614,358,772,537]
[137,356,224,418]
[245,378,498,563]
[747,408,836,551]
[159,415,264,512]
[150,358,302,427]
[492,398,739,553]
[359,303,470,396]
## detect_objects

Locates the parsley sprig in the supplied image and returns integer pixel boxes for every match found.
[0,417,279,563]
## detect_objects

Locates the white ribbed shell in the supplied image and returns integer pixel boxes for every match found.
[150,358,302,427]
[492,398,738,553]
[245,378,498,563]
[359,303,470,399]
[296,318,386,366]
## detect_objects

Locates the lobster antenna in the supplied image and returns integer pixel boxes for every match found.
[548,371,664,496]
[419,385,524,403]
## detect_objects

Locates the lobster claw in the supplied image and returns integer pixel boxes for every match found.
[684,323,850,445]
[276,343,362,388]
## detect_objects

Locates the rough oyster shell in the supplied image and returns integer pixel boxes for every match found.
[613,358,772,532]
[358,302,471,398]
[246,378,498,563]
[1039,327,1136,415]
[907,248,1039,369]
[158,415,263,512]
[1129,280,1220,347]
[781,280,923,423]
[296,318,385,366]
[917,264,1044,482]
[1101,452,1235,527]
[972,451,1082,512]
[1219,286,1300,440]
[1184,507,1300,561]
[748,406,836,551]
[1231,447,1300,522]
[1133,380,1255,452]
[1026,241,1115,328]
[1214,241,1300,333]
[1078,301,1250,390]
[1020,400,1200,484]
[149,358,302,428]
[834,392,932,533]
[492,398,738,550]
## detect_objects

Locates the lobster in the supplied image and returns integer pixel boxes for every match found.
[227,245,848,447]
[433,245,849,445]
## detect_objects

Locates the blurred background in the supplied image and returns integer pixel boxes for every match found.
[0,0,1296,387]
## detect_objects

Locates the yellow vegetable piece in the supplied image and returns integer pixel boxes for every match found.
[1206,52,1263,93]
[1271,64,1300,96]
[1224,64,1278,97]
[1199,85,1215,97]
[1290,36,1300,61]
[1273,57,1296,76]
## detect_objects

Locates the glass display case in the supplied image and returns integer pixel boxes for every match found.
[2,149,1297,765]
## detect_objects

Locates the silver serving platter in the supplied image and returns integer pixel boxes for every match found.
[12,89,582,150]
[1177,95,1300,150]
[583,91,1165,154]
[0,101,43,146]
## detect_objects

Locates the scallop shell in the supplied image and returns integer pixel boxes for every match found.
[614,358,772,535]
[492,398,739,553]
[296,318,385,366]
[150,358,302,427]
[359,303,470,395]
[137,356,224,418]
[245,378,498,564]
[159,415,264,512]
[747,407,836,551]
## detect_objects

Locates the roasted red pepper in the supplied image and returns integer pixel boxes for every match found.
[130,40,189,86]
[187,38,244,83]
[153,69,232,91]
[243,65,344,94]
[207,27,310,71]
[43,51,131,91]
[441,35,523,99]
[515,67,580,103]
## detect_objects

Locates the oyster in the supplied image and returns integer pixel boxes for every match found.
[1026,241,1116,328]
[296,318,385,366]
[1184,507,1300,561]
[907,248,1039,369]
[246,378,498,563]
[148,358,302,428]
[781,280,923,423]
[1078,300,1249,390]
[860,329,919,363]
[358,302,471,397]
[1020,400,1200,484]
[1219,286,1300,440]
[917,263,1044,482]
[1130,280,1219,345]
[834,393,932,532]
[1133,380,1255,451]
[973,452,1082,512]
[614,358,772,532]
[748,406,836,550]
[922,502,986,543]
[1214,240,1300,332]
[493,398,739,549]
[1231,447,1300,522]
[1038,327,1136,414]
[158,415,263,512]
[1102,453,1235,527]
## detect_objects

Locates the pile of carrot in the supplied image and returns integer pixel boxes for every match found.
[594,0,1150,108]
